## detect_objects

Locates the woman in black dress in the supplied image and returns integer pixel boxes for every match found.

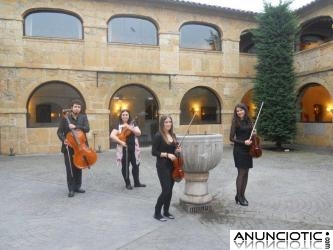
[229,103,253,206]
[152,115,181,221]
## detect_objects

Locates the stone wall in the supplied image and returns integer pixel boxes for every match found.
[0,0,332,154]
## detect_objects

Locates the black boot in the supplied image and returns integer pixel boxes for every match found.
[134,182,146,187]
[133,168,146,187]
[125,180,133,190]
[236,194,248,206]
[242,195,249,206]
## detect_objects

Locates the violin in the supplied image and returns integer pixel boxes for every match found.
[249,133,262,158]
[117,117,137,143]
[172,142,184,182]
[248,102,264,159]
[171,112,197,182]
[117,126,132,142]
[63,110,97,169]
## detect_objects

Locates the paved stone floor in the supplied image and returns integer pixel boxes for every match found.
[0,144,332,250]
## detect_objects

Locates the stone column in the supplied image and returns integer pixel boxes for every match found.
[159,33,179,74]
[222,39,240,75]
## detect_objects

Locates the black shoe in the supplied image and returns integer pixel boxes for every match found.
[242,196,249,206]
[154,214,167,222]
[235,195,239,204]
[68,190,75,197]
[74,188,85,193]
[236,195,248,206]
[134,183,146,187]
[126,184,133,190]
[163,212,175,219]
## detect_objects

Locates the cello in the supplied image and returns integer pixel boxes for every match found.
[63,109,97,169]
[249,102,264,158]
[171,112,197,182]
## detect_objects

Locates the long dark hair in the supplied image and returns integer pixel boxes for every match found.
[232,103,253,128]
[159,115,175,144]
[118,109,132,124]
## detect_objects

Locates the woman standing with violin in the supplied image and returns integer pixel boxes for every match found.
[152,115,181,222]
[57,99,89,198]
[229,103,253,206]
[110,109,146,190]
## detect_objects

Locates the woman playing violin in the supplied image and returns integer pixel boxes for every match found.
[229,103,253,206]
[57,99,89,198]
[152,115,181,222]
[110,109,146,190]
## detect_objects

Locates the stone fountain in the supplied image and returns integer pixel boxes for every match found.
[177,134,223,213]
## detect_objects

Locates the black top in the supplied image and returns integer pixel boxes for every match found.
[57,112,90,153]
[152,132,176,167]
[229,119,252,146]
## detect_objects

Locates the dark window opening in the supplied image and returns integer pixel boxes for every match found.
[36,104,51,123]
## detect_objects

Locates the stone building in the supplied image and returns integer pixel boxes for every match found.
[0,0,332,155]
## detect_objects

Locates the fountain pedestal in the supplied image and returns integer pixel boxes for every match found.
[177,134,223,212]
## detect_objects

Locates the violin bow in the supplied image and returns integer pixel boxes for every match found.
[178,112,197,146]
[250,101,264,139]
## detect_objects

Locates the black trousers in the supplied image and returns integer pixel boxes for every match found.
[63,147,82,192]
[155,162,174,215]
[121,148,139,185]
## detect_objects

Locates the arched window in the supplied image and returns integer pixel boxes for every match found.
[240,30,256,53]
[108,16,158,45]
[27,82,83,128]
[296,16,333,51]
[180,23,221,50]
[180,87,221,125]
[24,11,83,39]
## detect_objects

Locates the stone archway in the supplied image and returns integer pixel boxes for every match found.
[297,83,333,123]
[109,84,159,148]
[26,81,84,128]
[180,86,221,125]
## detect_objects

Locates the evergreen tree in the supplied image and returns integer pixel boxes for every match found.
[253,1,298,148]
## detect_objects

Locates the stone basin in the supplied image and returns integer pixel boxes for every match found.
[177,134,223,209]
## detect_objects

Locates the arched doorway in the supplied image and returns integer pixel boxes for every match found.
[27,81,84,128]
[297,83,333,122]
[180,86,221,125]
[109,84,159,148]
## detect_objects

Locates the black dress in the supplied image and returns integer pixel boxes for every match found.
[229,119,253,169]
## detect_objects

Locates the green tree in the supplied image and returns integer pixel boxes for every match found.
[253,1,298,149]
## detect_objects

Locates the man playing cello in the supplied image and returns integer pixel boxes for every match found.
[57,99,90,198]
